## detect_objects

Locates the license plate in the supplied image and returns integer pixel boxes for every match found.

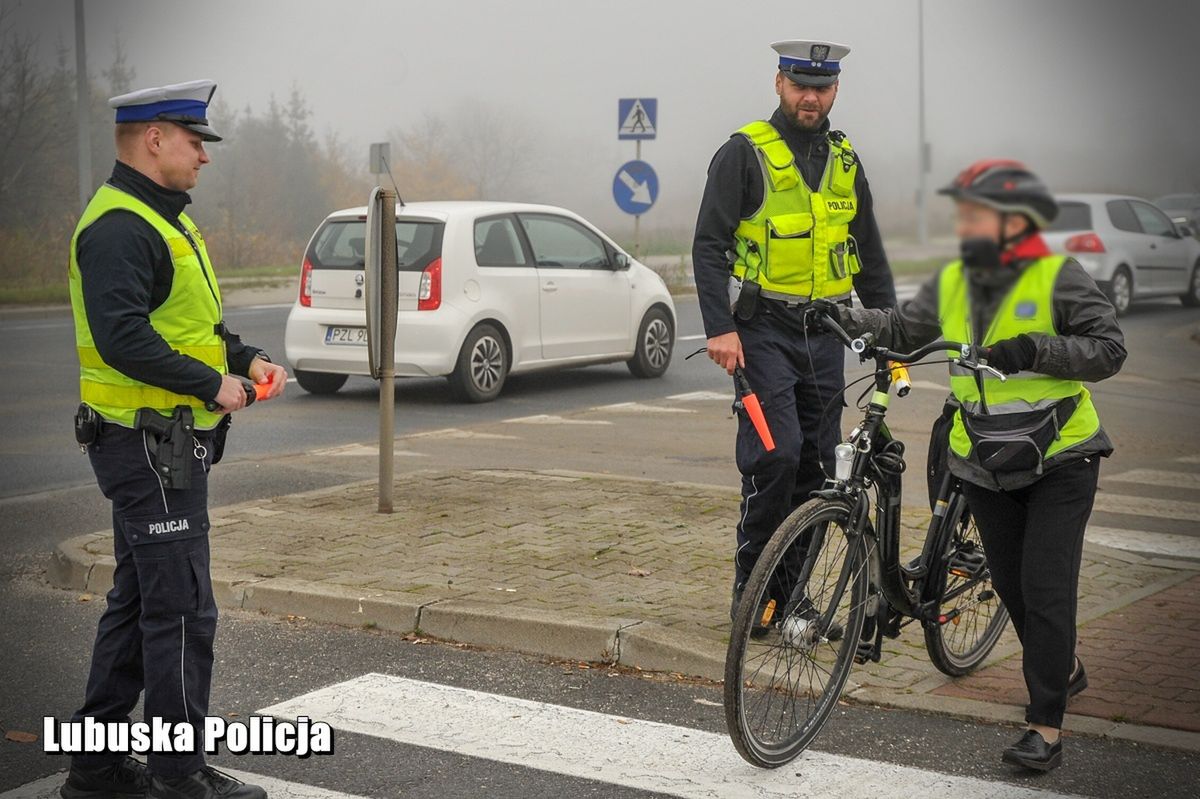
[324,326,368,346]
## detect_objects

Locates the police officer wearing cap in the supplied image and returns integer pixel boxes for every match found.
[826,159,1125,771]
[61,80,283,799]
[693,40,896,618]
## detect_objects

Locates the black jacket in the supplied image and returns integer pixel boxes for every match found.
[75,161,263,404]
[840,255,1127,490]
[692,108,897,338]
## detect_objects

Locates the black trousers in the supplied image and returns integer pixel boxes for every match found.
[72,424,216,777]
[732,306,845,587]
[962,456,1101,729]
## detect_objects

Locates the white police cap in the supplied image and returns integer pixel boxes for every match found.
[108,79,222,142]
[771,40,851,87]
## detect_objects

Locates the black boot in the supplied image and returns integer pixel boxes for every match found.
[1067,656,1088,699]
[1002,730,1062,772]
[60,756,150,799]
[149,766,267,799]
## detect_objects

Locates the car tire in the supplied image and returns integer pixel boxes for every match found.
[1105,265,1133,316]
[449,323,508,403]
[1180,260,1200,308]
[294,369,348,395]
[627,307,674,379]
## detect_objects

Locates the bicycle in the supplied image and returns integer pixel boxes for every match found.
[723,309,1011,768]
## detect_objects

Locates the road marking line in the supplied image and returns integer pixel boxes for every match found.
[260,674,1083,799]
[503,414,612,426]
[1086,525,1200,559]
[306,443,426,457]
[0,769,369,799]
[1177,455,1200,465]
[403,427,518,441]
[590,402,696,414]
[678,333,707,342]
[1104,469,1200,491]
[906,380,949,392]
[668,391,731,402]
[1091,493,1200,524]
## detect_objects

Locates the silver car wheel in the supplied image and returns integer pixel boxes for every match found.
[470,336,504,392]
[644,318,671,370]
[1111,270,1131,313]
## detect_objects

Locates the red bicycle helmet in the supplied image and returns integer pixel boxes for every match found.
[939,159,1058,229]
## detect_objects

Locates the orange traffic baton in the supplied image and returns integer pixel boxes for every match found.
[733,367,775,452]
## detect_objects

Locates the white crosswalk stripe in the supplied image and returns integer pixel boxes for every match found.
[1088,455,1200,559]
[260,673,1085,799]
[0,769,369,799]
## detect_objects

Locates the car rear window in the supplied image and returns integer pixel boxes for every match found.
[307,219,444,271]
[1045,202,1092,232]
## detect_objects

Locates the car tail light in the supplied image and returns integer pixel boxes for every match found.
[418,257,442,311]
[299,258,314,306]
[1065,232,1106,254]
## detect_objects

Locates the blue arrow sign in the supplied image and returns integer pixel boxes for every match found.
[613,160,658,216]
[618,98,657,141]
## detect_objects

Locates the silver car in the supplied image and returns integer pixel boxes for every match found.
[1042,193,1200,315]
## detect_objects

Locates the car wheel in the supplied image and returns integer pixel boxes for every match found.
[449,323,508,403]
[627,307,674,379]
[1181,260,1200,308]
[1105,266,1132,316]
[294,369,347,395]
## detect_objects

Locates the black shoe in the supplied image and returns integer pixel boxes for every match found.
[789,599,845,643]
[1067,656,1088,699]
[61,756,150,799]
[1002,730,1062,772]
[149,767,267,799]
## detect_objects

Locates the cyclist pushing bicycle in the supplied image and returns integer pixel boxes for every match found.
[724,160,1125,773]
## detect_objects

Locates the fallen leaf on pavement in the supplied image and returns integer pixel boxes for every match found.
[5,731,38,743]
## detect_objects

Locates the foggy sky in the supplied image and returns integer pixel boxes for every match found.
[7,0,1200,238]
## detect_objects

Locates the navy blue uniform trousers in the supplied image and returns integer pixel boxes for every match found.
[733,304,845,588]
[72,423,216,777]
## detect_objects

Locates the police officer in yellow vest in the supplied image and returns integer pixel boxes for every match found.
[693,40,896,619]
[826,160,1126,772]
[62,80,282,799]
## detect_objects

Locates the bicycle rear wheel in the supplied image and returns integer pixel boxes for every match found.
[724,498,870,768]
[923,498,1010,676]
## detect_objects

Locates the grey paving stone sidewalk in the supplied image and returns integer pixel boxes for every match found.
[50,468,1200,751]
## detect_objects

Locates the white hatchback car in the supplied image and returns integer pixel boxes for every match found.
[1042,193,1200,315]
[284,201,676,401]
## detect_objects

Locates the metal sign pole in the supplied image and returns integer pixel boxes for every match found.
[634,140,642,259]
[377,190,398,513]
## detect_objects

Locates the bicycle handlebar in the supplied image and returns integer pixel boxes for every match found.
[811,306,1007,381]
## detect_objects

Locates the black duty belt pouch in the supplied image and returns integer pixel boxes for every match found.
[735,279,761,321]
[210,414,232,465]
[960,394,1078,475]
[74,403,99,447]
[134,405,195,490]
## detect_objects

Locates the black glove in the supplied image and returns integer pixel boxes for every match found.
[985,334,1037,374]
[808,299,843,330]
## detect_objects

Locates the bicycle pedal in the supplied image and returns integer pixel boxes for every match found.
[947,548,987,579]
[853,639,879,664]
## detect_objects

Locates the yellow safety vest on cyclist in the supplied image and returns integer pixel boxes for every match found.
[68,184,227,430]
[938,255,1101,469]
[730,120,860,300]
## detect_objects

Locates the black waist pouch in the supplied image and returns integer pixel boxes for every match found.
[961,394,1078,475]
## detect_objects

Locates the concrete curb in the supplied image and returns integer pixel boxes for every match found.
[49,532,1200,754]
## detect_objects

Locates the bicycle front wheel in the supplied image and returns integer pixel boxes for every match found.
[724,498,870,768]
[923,498,1010,676]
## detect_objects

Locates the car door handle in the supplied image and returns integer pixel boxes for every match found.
[542,282,558,293]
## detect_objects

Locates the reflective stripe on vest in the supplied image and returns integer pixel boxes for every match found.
[937,256,1101,462]
[68,184,226,430]
[730,120,859,300]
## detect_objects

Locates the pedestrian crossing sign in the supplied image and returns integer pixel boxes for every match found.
[618,98,657,140]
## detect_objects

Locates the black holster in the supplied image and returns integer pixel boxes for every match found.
[210,414,232,465]
[134,405,196,490]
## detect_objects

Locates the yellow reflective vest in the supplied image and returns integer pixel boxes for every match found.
[731,120,860,299]
[69,183,226,430]
[938,255,1101,465]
